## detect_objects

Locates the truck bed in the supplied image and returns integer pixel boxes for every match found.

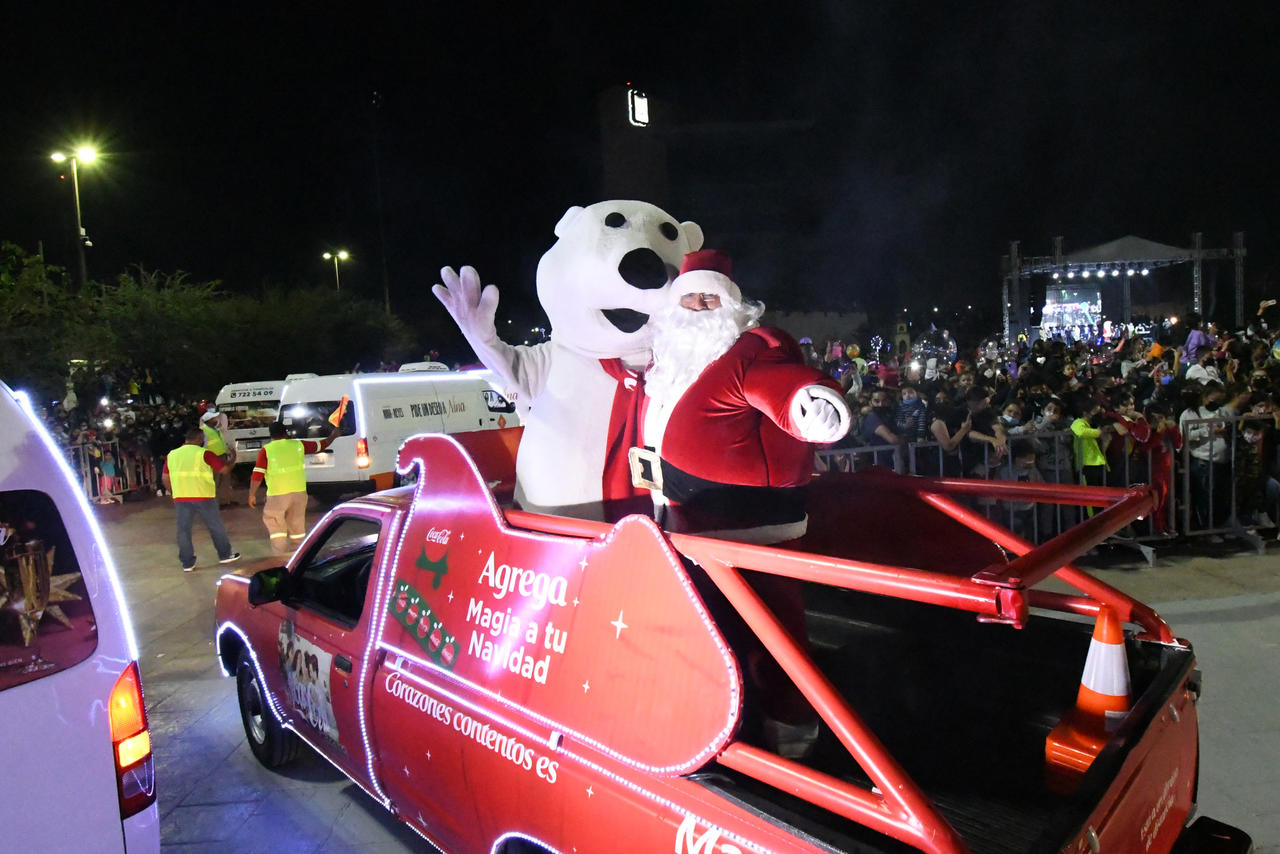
[695,587,1194,854]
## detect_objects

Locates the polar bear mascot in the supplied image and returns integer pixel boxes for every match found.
[433,200,704,519]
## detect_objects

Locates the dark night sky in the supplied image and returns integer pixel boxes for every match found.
[3,2,1277,332]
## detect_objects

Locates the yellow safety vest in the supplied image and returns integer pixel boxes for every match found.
[263,438,308,496]
[167,444,216,499]
[201,422,228,456]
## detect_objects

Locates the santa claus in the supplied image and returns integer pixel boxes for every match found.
[637,249,851,544]
[638,249,850,758]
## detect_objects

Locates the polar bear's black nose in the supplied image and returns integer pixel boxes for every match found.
[618,248,672,290]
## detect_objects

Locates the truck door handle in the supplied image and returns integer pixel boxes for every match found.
[335,655,353,673]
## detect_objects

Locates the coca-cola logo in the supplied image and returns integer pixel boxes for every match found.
[426,527,451,545]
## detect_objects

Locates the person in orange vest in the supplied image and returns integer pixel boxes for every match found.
[163,427,240,572]
[247,421,340,554]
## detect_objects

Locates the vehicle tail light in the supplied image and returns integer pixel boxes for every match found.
[356,437,371,469]
[109,661,156,818]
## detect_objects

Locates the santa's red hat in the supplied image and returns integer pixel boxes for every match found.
[675,249,742,304]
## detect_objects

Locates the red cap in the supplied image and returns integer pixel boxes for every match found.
[680,249,733,278]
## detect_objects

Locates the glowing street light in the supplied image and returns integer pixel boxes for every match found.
[322,250,350,291]
[50,145,98,291]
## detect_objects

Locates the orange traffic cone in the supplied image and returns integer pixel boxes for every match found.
[1045,604,1131,794]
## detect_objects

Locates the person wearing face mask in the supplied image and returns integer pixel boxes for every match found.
[1179,380,1234,537]
[894,383,929,444]
[859,387,906,472]
[1000,401,1030,435]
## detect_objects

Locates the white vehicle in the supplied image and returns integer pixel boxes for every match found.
[214,378,290,465]
[0,379,160,852]
[277,371,518,499]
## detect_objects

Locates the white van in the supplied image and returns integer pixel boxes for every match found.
[214,378,289,465]
[0,380,160,852]
[277,371,517,499]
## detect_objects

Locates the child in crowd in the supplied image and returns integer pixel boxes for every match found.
[96,450,122,504]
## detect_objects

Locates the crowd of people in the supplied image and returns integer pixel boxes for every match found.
[36,398,215,503]
[806,302,1280,542]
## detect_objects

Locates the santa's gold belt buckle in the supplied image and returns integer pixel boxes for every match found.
[628,447,663,492]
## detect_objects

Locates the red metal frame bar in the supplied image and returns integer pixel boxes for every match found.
[717,744,964,854]
[914,490,1175,643]
[682,550,967,854]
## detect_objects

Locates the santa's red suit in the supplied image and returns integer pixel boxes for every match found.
[651,326,843,542]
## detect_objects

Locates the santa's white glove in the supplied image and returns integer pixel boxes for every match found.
[789,385,852,444]
[432,266,501,347]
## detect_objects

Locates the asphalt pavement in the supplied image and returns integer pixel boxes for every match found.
[95,482,1279,853]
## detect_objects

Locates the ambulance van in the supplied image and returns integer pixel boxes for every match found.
[0,379,159,852]
[276,370,517,500]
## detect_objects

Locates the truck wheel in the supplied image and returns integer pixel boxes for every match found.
[236,650,300,768]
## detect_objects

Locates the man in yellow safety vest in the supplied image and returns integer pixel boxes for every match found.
[200,407,235,506]
[247,420,340,553]
[163,427,241,572]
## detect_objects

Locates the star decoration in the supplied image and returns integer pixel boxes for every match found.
[572,597,579,607]
[586,785,594,798]
[13,547,81,646]
[582,680,590,693]
[447,590,454,603]
[425,750,432,761]
[403,764,411,777]
[610,610,628,639]
[578,555,589,572]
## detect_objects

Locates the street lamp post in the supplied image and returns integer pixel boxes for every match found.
[322,250,350,291]
[50,146,97,291]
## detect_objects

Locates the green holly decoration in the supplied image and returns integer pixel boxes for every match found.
[416,546,449,589]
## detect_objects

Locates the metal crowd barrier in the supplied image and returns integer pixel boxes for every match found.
[816,415,1278,557]
[64,440,160,504]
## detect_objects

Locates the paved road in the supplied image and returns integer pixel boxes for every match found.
[97,484,1279,853]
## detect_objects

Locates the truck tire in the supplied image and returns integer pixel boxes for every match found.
[236,650,301,768]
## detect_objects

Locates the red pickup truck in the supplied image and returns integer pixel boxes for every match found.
[214,431,1252,854]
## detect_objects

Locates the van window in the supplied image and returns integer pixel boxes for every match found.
[287,517,381,626]
[482,389,516,413]
[0,490,97,692]
[221,400,280,431]
[281,401,356,440]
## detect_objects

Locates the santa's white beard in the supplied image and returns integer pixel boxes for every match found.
[646,297,764,405]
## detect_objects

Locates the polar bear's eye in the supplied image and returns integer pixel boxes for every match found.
[605,212,627,228]
[660,222,679,241]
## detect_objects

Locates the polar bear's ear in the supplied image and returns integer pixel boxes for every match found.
[682,221,705,252]
[553,206,586,238]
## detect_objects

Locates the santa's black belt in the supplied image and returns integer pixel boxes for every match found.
[658,459,808,529]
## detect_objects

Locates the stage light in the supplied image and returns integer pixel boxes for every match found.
[1082,270,1091,278]
[1127,269,1136,277]
[1141,267,1150,276]
[1110,269,1119,277]
[1067,270,1076,279]
[1053,272,1060,280]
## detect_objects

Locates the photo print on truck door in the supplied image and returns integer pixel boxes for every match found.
[277,621,338,742]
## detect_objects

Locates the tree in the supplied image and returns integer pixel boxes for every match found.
[1,247,423,405]
[0,243,83,401]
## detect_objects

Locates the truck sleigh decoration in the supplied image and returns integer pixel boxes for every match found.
[214,430,1252,854]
